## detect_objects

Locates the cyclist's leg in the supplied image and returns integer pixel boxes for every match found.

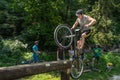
[79,33,86,49]
[76,32,87,50]
[76,33,86,56]
[77,40,82,49]
[77,30,91,60]
[78,29,91,49]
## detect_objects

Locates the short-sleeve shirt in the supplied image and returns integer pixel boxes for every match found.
[77,15,90,30]
[32,45,38,54]
[93,48,101,57]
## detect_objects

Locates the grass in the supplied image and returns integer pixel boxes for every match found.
[20,72,60,80]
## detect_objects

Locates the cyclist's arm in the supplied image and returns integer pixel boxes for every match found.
[85,16,96,27]
[71,19,79,30]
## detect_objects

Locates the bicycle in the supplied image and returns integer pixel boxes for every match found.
[54,24,84,79]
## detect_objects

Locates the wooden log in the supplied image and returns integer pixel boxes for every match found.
[0,60,71,80]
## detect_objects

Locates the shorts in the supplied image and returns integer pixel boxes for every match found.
[77,28,91,40]
[81,28,91,35]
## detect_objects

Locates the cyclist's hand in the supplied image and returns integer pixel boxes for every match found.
[85,24,90,28]
[71,27,74,30]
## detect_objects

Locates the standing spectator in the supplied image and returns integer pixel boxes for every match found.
[32,41,41,63]
[68,46,74,61]
[91,44,102,68]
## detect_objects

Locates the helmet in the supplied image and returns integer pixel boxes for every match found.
[76,9,83,16]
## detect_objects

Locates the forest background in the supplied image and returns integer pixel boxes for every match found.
[0,0,120,65]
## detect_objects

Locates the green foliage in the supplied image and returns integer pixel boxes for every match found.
[1,39,26,54]
[0,1,120,79]
[20,72,60,80]
[39,52,56,61]
[0,0,120,51]
[103,52,120,66]
[0,38,28,66]
[90,0,120,48]
[0,0,8,10]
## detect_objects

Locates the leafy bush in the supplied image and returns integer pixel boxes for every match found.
[0,38,28,64]
[103,52,120,66]
[39,52,56,61]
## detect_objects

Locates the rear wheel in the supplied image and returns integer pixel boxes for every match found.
[70,58,83,79]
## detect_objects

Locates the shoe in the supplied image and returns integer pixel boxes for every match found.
[69,58,73,61]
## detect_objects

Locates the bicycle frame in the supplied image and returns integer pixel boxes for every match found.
[73,29,80,55]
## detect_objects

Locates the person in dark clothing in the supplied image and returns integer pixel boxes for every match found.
[57,45,64,60]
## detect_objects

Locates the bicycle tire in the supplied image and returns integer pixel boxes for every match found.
[54,24,73,48]
[70,58,83,79]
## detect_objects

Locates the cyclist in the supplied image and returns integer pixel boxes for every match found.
[71,9,96,58]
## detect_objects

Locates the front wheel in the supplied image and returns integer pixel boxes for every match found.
[54,24,73,48]
[70,58,83,79]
